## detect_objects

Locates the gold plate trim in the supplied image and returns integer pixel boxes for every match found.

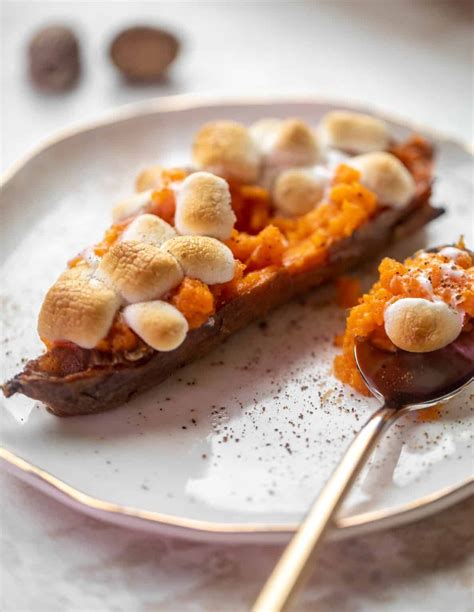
[1,447,473,539]
[1,94,473,540]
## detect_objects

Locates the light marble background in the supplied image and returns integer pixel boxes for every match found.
[1,1,473,610]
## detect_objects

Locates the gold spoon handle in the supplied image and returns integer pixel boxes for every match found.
[252,404,399,612]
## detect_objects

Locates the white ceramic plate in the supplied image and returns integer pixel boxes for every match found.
[1,96,473,544]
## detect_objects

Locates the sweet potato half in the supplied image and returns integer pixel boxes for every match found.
[3,131,442,416]
[3,190,442,416]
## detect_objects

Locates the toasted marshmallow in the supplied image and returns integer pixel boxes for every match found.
[384,297,463,353]
[121,214,176,246]
[82,248,101,269]
[175,172,236,240]
[38,278,120,349]
[192,121,261,184]
[162,236,235,285]
[123,300,189,352]
[273,167,328,216]
[135,165,163,192]
[251,118,319,171]
[112,190,153,223]
[95,240,183,303]
[58,263,94,283]
[349,152,416,208]
[250,118,282,152]
[320,111,390,154]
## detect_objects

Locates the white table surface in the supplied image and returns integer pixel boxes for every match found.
[1,1,473,610]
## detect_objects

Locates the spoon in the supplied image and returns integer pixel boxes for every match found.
[253,329,474,612]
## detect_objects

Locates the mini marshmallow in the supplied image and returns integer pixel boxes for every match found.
[112,190,153,223]
[38,277,120,349]
[58,263,94,283]
[384,297,463,353]
[349,152,416,208]
[175,172,236,240]
[251,118,319,171]
[135,165,163,193]
[250,118,282,152]
[123,300,189,352]
[192,121,261,184]
[162,235,235,285]
[273,167,328,216]
[320,111,390,154]
[82,248,101,269]
[95,240,183,303]
[121,214,177,246]
[438,247,471,264]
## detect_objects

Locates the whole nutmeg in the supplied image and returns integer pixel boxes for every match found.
[28,25,80,91]
[110,26,179,81]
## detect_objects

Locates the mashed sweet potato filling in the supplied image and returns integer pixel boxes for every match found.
[85,166,378,352]
[61,137,431,353]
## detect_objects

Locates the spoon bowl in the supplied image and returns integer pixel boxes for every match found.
[354,328,474,409]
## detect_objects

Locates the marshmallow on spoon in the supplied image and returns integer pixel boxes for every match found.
[437,247,471,265]
[384,297,463,353]
[174,172,236,240]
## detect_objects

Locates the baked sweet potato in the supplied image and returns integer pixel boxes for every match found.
[2,194,442,416]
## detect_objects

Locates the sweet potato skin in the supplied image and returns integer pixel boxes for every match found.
[2,197,442,416]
